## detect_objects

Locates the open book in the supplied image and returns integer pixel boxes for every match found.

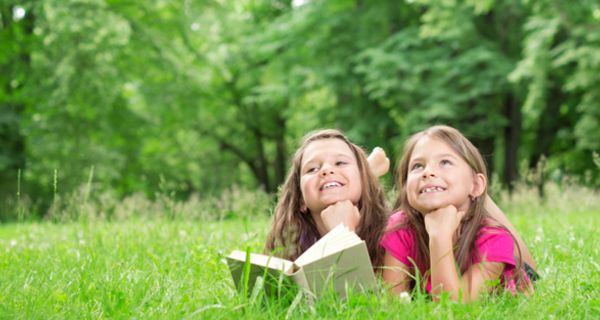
[226,224,376,299]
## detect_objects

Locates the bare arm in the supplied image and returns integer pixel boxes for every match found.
[485,195,537,270]
[429,235,505,302]
[425,205,510,302]
[382,252,411,295]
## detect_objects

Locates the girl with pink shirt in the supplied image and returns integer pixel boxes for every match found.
[381,125,535,301]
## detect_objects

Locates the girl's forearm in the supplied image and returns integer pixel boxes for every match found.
[429,236,463,301]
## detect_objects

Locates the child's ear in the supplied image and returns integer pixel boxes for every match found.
[470,173,487,198]
[300,203,308,214]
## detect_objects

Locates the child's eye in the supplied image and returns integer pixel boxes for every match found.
[410,163,423,171]
[305,166,319,174]
[441,159,452,166]
[335,161,348,166]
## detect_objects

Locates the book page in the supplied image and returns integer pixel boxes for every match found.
[226,250,299,297]
[227,250,294,272]
[295,224,362,266]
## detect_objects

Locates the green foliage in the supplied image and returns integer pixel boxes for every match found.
[1,0,599,213]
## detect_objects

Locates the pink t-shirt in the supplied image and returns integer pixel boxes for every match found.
[381,211,523,293]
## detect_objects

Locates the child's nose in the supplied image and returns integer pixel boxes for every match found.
[320,164,335,176]
[422,165,436,178]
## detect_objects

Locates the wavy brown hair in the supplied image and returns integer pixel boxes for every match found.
[265,129,388,268]
[391,125,526,290]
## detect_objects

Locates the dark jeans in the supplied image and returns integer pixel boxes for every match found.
[524,262,540,281]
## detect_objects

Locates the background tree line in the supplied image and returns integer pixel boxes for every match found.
[1,0,598,218]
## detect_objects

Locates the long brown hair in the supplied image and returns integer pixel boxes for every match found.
[265,129,388,267]
[392,125,525,289]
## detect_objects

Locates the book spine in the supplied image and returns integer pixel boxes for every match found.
[287,264,315,304]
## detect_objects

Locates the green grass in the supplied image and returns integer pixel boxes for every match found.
[0,186,599,319]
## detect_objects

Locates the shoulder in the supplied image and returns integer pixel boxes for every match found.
[473,226,515,265]
[385,211,408,230]
[381,211,416,253]
[476,226,513,245]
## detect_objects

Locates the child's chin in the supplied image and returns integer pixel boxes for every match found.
[417,203,451,214]
[323,195,349,204]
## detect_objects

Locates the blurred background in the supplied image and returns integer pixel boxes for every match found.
[1,0,599,220]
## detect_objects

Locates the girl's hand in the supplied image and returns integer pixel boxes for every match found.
[320,200,361,232]
[424,205,465,240]
[367,147,390,177]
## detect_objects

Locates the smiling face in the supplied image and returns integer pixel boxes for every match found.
[405,136,483,214]
[299,138,363,216]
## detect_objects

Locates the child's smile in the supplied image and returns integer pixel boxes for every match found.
[320,181,344,190]
[419,185,447,194]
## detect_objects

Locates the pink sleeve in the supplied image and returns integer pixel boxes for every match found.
[380,212,417,268]
[473,227,515,267]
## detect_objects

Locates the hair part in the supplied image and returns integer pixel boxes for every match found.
[265,129,388,267]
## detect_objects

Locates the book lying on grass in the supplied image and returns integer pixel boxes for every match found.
[226,224,376,299]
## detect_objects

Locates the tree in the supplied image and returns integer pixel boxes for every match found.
[0,2,33,197]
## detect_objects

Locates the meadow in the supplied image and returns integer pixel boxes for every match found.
[0,184,598,319]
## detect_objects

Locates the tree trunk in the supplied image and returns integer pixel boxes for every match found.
[471,136,495,180]
[529,85,563,198]
[274,114,287,188]
[252,128,272,193]
[0,5,31,197]
[503,93,521,192]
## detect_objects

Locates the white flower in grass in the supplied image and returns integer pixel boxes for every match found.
[9,240,17,247]
[399,291,411,303]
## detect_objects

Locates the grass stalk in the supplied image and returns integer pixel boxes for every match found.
[17,168,23,222]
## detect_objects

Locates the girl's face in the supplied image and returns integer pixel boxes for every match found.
[405,136,484,214]
[300,138,362,215]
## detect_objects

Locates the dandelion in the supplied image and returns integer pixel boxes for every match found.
[399,291,411,303]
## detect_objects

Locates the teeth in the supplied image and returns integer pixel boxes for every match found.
[421,186,444,194]
[322,182,342,190]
